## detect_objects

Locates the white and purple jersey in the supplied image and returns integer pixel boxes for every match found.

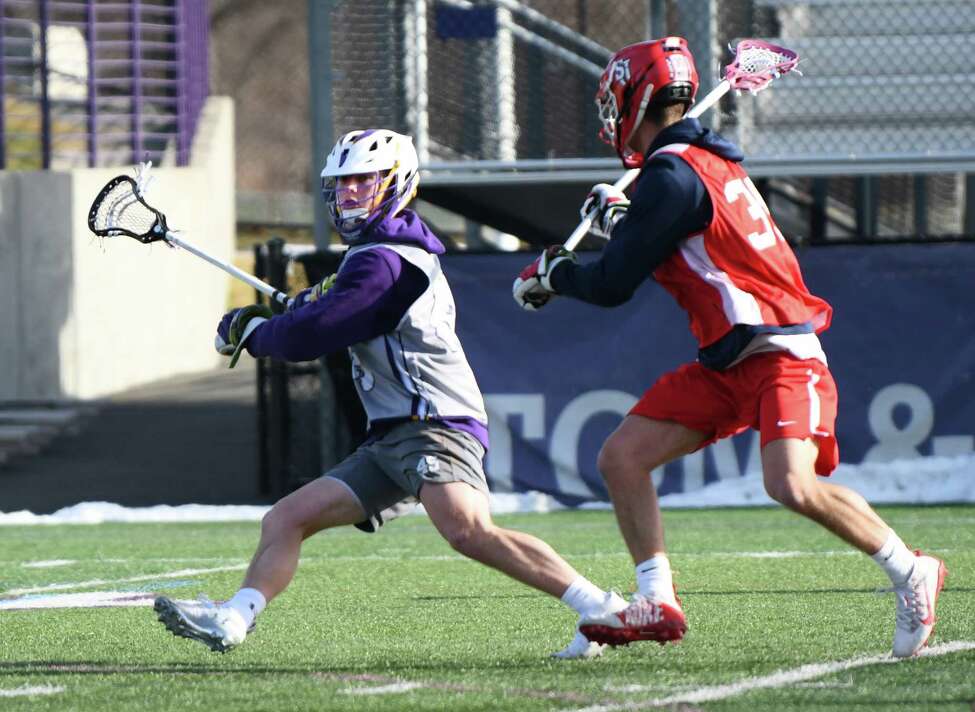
[243,210,489,449]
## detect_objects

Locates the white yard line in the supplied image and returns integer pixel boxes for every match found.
[0,684,65,698]
[340,682,426,695]
[571,641,975,712]
[0,591,159,610]
[22,559,77,568]
[1,564,247,597]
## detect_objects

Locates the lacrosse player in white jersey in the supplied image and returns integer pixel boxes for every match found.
[153,129,625,658]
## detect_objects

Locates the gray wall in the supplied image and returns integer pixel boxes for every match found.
[0,97,236,400]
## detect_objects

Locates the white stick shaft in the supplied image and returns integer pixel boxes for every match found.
[165,232,293,308]
[562,78,732,251]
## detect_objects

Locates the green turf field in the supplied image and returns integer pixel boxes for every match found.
[1,506,973,711]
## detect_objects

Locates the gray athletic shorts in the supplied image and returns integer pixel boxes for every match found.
[323,420,488,533]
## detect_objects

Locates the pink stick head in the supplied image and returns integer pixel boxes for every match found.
[724,39,800,94]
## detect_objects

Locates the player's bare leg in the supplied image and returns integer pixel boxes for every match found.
[596,416,706,563]
[761,438,889,552]
[154,477,365,652]
[238,477,366,598]
[762,437,947,657]
[580,416,705,647]
[421,481,579,596]
[420,481,627,658]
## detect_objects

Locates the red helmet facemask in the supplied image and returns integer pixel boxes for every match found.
[596,37,699,169]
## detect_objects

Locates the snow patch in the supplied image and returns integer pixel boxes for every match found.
[1,455,973,524]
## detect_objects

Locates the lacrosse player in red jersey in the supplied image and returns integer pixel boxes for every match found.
[154,129,626,658]
[513,37,946,657]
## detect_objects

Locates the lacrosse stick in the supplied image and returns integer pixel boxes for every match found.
[88,175,294,309]
[563,38,800,251]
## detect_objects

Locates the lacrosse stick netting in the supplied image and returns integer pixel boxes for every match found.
[562,38,800,251]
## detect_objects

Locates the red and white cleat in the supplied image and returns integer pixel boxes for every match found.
[891,551,947,658]
[579,593,687,647]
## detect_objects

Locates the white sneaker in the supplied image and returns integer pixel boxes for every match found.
[154,596,249,653]
[891,552,947,658]
[552,630,606,659]
[552,591,627,660]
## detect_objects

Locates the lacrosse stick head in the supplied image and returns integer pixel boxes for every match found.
[595,36,699,169]
[88,175,170,244]
[723,39,800,94]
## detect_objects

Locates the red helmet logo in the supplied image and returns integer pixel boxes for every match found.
[596,37,699,169]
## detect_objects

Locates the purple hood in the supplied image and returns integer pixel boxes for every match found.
[360,209,445,255]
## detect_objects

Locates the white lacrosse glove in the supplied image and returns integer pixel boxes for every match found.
[581,183,630,239]
[215,304,273,368]
[512,246,577,312]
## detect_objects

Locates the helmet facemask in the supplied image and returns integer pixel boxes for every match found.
[322,164,409,242]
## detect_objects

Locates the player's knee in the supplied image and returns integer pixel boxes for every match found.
[441,521,489,558]
[597,439,649,484]
[262,497,315,538]
[261,503,297,537]
[764,475,818,513]
[596,441,626,481]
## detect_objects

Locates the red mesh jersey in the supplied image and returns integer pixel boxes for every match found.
[650,143,832,349]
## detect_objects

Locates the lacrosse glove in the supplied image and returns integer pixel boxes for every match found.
[581,183,630,239]
[215,303,273,368]
[290,273,337,311]
[512,246,577,311]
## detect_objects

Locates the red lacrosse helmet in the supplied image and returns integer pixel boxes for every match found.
[596,37,699,168]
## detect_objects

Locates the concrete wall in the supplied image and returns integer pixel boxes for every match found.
[0,96,236,400]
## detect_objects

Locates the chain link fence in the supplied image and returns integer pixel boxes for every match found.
[320,0,975,166]
[214,1,973,237]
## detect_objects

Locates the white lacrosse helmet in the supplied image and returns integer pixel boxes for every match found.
[321,129,420,241]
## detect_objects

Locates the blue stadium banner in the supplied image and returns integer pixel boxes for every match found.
[441,244,975,503]
[434,3,497,40]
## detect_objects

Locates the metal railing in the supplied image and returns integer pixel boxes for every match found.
[0,0,209,170]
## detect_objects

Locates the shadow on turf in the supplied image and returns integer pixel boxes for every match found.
[0,660,549,676]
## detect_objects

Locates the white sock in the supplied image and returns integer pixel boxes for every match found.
[636,555,676,604]
[224,587,267,628]
[871,531,916,585]
[560,576,608,617]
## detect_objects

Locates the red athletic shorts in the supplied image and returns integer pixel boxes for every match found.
[630,351,839,475]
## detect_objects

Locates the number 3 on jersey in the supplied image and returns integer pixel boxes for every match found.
[724,176,784,251]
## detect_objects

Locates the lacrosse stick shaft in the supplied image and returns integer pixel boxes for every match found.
[165,231,294,308]
[562,78,733,251]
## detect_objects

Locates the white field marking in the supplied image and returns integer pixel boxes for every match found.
[570,641,975,712]
[0,591,156,610]
[1,564,247,597]
[0,684,65,698]
[340,682,425,695]
[22,559,78,568]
